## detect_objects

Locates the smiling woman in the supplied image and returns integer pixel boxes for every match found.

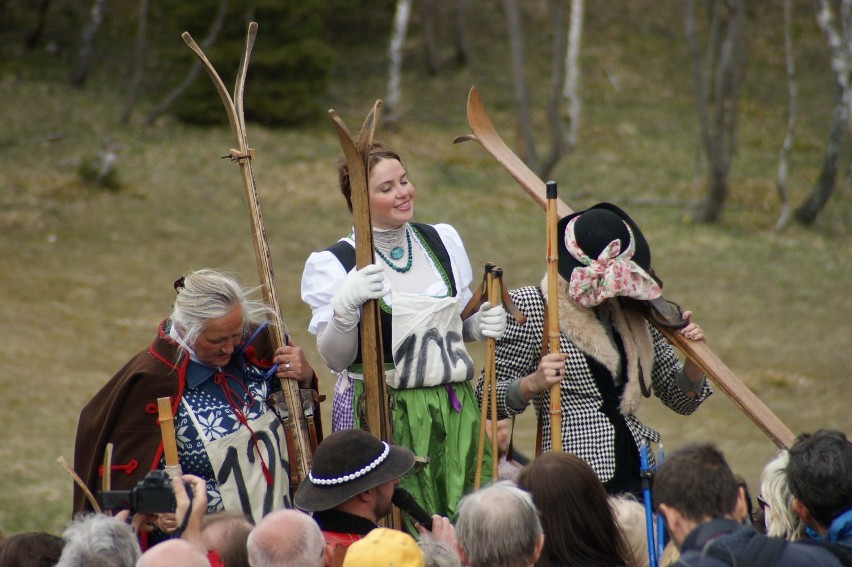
[71,269,319,536]
[300,141,507,520]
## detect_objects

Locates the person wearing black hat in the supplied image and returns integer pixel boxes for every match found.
[477,203,712,497]
[294,429,416,549]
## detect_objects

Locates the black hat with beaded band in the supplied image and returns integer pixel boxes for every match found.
[293,428,415,512]
[556,202,653,283]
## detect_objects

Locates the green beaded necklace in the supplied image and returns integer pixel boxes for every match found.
[374,226,413,273]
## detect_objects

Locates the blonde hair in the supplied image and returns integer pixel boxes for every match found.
[760,450,805,541]
[610,495,650,567]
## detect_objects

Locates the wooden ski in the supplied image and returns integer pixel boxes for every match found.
[455,86,795,449]
[327,102,394,444]
[183,23,316,491]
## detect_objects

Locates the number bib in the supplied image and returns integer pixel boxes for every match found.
[182,404,291,523]
[390,293,475,389]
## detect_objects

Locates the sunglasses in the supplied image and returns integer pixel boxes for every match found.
[757,494,770,510]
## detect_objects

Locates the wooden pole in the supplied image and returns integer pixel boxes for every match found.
[474,266,499,488]
[157,397,182,477]
[545,181,563,452]
[488,267,502,477]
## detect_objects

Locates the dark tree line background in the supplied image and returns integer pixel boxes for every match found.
[0,0,395,126]
[1,0,849,226]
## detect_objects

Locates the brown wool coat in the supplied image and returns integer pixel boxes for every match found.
[71,320,278,516]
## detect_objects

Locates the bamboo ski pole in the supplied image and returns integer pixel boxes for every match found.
[157,397,182,478]
[182,24,316,488]
[489,267,502,478]
[545,181,563,452]
[474,265,500,488]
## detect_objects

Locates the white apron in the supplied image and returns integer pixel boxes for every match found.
[389,293,475,389]
[182,401,291,524]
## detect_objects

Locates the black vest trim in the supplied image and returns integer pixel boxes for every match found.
[325,223,457,364]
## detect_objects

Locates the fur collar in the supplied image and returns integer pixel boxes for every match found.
[540,275,654,415]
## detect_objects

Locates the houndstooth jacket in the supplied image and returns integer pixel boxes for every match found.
[477,277,712,483]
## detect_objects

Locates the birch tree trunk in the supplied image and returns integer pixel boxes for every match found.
[775,0,797,231]
[385,0,413,128]
[69,0,107,87]
[562,0,583,150]
[144,0,229,126]
[794,0,852,225]
[117,0,149,125]
[683,0,746,224]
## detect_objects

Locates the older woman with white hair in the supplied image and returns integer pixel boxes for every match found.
[73,269,317,534]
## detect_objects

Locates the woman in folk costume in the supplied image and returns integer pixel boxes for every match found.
[480,203,711,497]
[301,142,506,518]
[73,269,318,531]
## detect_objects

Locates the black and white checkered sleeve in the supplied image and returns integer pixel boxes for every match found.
[475,286,544,420]
[650,325,712,414]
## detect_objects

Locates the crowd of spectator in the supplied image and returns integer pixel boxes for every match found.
[1,426,850,567]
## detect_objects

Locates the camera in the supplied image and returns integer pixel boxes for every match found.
[99,470,176,514]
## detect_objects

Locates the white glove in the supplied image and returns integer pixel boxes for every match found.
[465,301,507,342]
[331,264,386,325]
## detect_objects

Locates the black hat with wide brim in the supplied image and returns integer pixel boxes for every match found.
[294,429,415,512]
[557,202,652,283]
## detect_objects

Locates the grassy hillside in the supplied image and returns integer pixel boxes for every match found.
[1,1,850,534]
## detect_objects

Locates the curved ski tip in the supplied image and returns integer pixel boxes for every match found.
[181,31,193,43]
[249,21,258,32]
[453,134,478,145]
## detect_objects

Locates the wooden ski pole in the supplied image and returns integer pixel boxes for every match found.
[474,265,499,488]
[182,24,316,490]
[545,181,563,452]
[489,267,502,478]
[157,397,182,478]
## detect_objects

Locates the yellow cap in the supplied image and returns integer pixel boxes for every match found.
[342,528,425,567]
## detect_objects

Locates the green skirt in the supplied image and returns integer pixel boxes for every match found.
[353,380,492,520]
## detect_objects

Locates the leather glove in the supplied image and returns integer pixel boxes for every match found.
[464,302,507,342]
[331,264,386,325]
